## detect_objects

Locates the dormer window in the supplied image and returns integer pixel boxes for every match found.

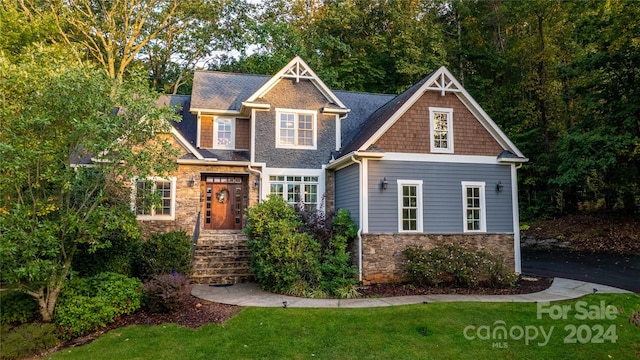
[276,109,317,149]
[429,107,453,153]
[214,117,235,149]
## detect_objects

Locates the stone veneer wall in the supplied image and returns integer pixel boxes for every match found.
[361,233,515,285]
[139,164,261,237]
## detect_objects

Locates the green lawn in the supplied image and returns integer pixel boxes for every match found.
[49,294,640,360]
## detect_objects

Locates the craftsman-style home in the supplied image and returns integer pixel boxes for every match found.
[141,57,527,284]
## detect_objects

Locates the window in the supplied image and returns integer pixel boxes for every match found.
[269,175,318,211]
[462,182,486,232]
[429,107,453,153]
[397,180,423,232]
[132,177,176,220]
[213,117,234,149]
[276,109,316,149]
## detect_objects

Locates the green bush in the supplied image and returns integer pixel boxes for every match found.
[0,323,59,360]
[403,244,517,288]
[55,272,143,339]
[0,291,39,325]
[136,231,192,280]
[143,274,191,313]
[245,196,358,298]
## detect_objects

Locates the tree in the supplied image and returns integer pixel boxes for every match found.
[0,45,180,322]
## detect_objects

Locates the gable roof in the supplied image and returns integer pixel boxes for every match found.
[334,90,395,148]
[191,72,269,112]
[338,67,527,161]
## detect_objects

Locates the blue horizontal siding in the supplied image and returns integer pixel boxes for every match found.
[367,160,513,233]
[335,163,360,226]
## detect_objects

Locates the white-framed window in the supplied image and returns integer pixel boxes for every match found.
[275,109,317,149]
[397,180,423,232]
[131,177,176,220]
[429,107,453,153]
[462,181,486,232]
[213,117,235,149]
[269,175,319,211]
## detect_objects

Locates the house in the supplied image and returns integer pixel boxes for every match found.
[140,57,528,285]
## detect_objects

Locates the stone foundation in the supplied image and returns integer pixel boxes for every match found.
[361,233,515,285]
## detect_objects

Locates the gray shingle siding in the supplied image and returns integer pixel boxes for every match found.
[335,164,360,226]
[367,160,513,233]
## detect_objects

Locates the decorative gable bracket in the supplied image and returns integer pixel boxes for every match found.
[425,69,462,96]
[282,61,314,83]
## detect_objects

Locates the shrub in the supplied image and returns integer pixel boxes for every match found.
[403,244,517,288]
[136,231,192,280]
[245,196,359,298]
[0,323,59,360]
[143,274,191,313]
[0,291,39,325]
[55,272,143,339]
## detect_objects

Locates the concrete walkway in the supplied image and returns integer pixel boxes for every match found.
[191,278,632,308]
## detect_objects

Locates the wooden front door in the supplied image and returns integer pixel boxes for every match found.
[203,176,245,230]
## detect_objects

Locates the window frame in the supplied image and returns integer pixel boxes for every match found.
[213,116,235,150]
[131,177,176,220]
[268,175,319,211]
[275,108,317,150]
[461,181,486,233]
[397,179,423,233]
[429,107,454,153]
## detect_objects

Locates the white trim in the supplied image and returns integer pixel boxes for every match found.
[335,114,341,151]
[212,116,235,150]
[275,108,317,150]
[461,181,486,233]
[247,56,347,109]
[131,176,177,221]
[382,153,501,164]
[429,107,454,153]
[196,112,201,148]
[170,127,203,160]
[511,164,522,273]
[251,109,256,163]
[397,179,424,233]
[189,108,241,116]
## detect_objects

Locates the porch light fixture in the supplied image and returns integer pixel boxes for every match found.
[496,181,503,193]
[254,178,260,189]
[187,177,196,187]
[381,177,388,190]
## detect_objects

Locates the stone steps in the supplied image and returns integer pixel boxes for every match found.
[191,230,253,285]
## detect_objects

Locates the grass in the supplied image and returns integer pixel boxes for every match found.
[48,293,640,360]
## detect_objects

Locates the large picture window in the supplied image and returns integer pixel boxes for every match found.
[397,180,423,232]
[429,107,453,153]
[276,109,316,149]
[462,181,486,232]
[269,175,318,211]
[132,177,176,220]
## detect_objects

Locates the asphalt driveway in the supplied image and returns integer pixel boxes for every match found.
[521,248,640,293]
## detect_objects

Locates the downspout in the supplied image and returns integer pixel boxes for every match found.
[512,163,523,274]
[247,165,262,202]
[351,155,364,282]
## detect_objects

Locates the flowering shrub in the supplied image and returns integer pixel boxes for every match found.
[403,244,517,288]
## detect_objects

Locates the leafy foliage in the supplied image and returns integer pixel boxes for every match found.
[403,244,517,288]
[0,323,59,360]
[136,231,193,280]
[143,274,192,313]
[55,273,143,339]
[245,196,358,298]
[0,291,39,326]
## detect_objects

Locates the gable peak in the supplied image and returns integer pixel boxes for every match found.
[425,67,462,96]
[282,56,314,83]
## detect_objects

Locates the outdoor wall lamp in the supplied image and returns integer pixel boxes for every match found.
[254,178,260,189]
[187,177,196,187]
[381,177,388,190]
[496,180,504,193]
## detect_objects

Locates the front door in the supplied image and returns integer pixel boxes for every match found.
[203,176,245,230]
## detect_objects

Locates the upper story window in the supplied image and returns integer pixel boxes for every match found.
[214,117,235,149]
[276,109,317,149]
[397,180,423,232]
[461,181,486,232]
[429,107,453,153]
[131,177,176,220]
